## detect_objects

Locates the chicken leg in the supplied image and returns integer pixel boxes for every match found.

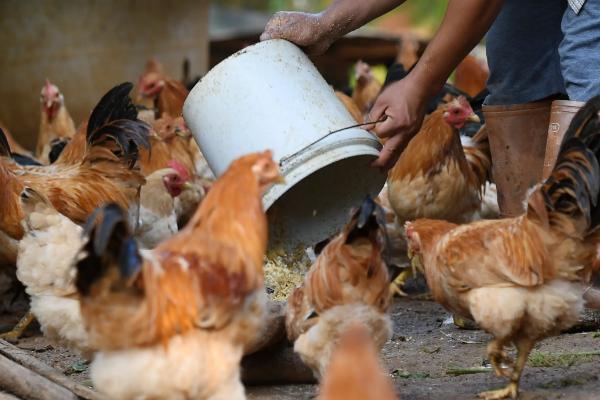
[390,269,412,297]
[0,311,35,342]
[479,338,533,400]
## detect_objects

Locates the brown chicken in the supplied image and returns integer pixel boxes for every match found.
[318,323,398,400]
[137,58,189,118]
[352,61,382,116]
[454,54,489,98]
[404,96,600,399]
[75,151,283,400]
[0,122,32,158]
[37,80,77,163]
[335,90,363,123]
[386,98,488,294]
[286,197,392,379]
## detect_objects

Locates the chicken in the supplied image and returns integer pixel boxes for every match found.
[74,151,283,400]
[352,61,382,116]
[286,197,392,379]
[404,95,600,399]
[386,98,488,295]
[318,323,398,400]
[37,80,76,163]
[454,54,489,98]
[136,164,191,249]
[335,90,363,123]
[15,187,90,355]
[0,122,34,159]
[137,58,189,118]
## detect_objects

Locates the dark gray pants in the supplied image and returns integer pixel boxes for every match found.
[485,0,600,105]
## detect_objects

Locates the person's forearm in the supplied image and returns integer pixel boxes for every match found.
[320,0,406,39]
[410,0,504,100]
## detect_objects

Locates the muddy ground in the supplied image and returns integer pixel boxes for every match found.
[2,297,600,400]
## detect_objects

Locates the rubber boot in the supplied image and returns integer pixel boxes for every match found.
[542,100,584,180]
[483,101,551,217]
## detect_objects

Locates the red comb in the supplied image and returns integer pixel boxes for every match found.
[168,160,190,181]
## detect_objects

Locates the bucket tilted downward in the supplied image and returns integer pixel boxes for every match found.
[183,39,386,250]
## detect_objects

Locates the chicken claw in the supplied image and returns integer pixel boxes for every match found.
[477,382,518,400]
[486,341,513,378]
[0,311,35,343]
[390,269,413,297]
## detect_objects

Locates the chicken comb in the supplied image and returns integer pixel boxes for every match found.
[168,159,190,181]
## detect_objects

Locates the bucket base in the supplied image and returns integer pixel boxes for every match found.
[266,153,386,252]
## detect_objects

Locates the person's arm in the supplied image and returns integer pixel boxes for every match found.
[370,0,504,169]
[260,0,406,54]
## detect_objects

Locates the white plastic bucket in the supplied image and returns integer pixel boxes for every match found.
[183,39,386,250]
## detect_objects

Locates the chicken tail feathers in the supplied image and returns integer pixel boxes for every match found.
[76,203,142,296]
[87,82,138,137]
[536,95,600,234]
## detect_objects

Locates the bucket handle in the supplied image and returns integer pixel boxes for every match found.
[279,117,387,167]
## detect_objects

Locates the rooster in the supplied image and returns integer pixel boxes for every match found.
[386,97,488,295]
[352,61,382,116]
[318,323,398,400]
[75,151,283,400]
[404,95,600,399]
[15,188,90,355]
[37,80,76,163]
[137,58,189,118]
[286,197,392,379]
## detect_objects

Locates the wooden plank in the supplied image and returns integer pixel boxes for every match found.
[0,353,76,400]
[0,340,103,400]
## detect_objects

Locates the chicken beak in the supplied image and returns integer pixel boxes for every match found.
[182,182,193,190]
[466,113,481,123]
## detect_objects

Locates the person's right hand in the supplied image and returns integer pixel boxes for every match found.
[260,12,334,55]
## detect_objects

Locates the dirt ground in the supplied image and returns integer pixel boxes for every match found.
[2,296,600,400]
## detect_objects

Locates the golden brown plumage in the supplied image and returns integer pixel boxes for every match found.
[75,151,282,400]
[335,91,363,123]
[388,97,486,225]
[318,323,398,400]
[0,122,31,157]
[352,61,382,115]
[286,197,392,378]
[137,59,189,118]
[405,96,600,399]
[453,54,489,98]
[37,80,76,163]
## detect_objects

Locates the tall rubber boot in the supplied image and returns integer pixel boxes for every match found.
[483,101,551,217]
[542,100,584,180]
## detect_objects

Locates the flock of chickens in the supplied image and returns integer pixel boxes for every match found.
[0,48,598,400]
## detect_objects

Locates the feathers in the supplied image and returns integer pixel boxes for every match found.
[0,127,10,157]
[87,82,139,138]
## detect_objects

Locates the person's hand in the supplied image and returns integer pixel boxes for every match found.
[260,12,335,55]
[368,77,429,170]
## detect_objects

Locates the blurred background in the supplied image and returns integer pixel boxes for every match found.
[0,0,448,149]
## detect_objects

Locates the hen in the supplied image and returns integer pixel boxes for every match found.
[37,80,76,163]
[318,323,398,400]
[136,163,191,248]
[15,188,90,355]
[404,95,600,399]
[286,197,392,379]
[137,58,189,118]
[453,54,489,98]
[352,61,382,116]
[386,98,488,294]
[75,151,283,400]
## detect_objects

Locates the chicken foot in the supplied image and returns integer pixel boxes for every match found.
[479,338,533,400]
[390,269,413,297]
[0,311,35,342]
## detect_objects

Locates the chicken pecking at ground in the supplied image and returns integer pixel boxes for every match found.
[137,58,189,119]
[404,95,600,399]
[318,323,398,400]
[37,80,77,164]
[386,97,490,295]
[74,151,283,400]
[286,197,392,379]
